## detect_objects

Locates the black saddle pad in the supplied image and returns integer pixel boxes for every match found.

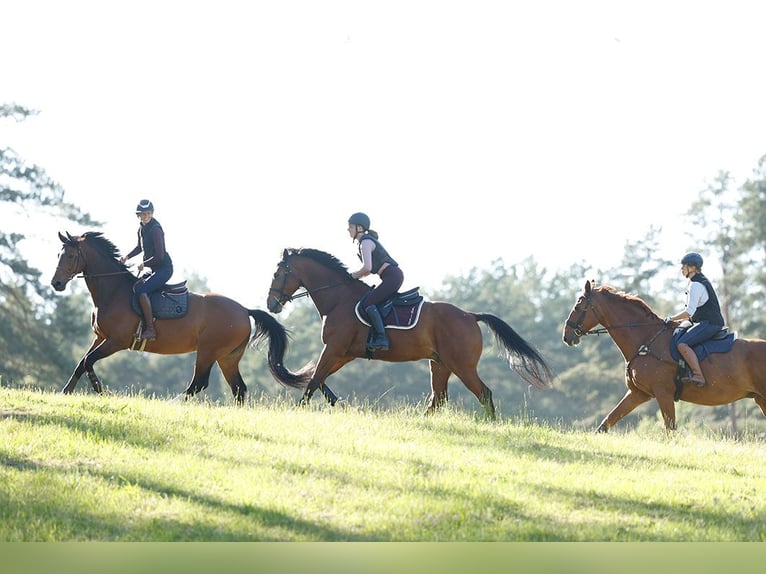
[131,286,189,319]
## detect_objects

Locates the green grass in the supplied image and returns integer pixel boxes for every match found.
[1,387,765,541]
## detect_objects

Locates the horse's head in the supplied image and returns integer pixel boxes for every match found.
[562,279,601,346]
[267,248,304,314]
[51,231,128,292]
[266,247,354,313]
[51,232,86,291]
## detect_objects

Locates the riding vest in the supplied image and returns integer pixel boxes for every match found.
[690,273,724,326]
[357,234,398,274]
[139,218,173,270]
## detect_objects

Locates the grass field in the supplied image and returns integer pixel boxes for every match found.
[1,387,765,542]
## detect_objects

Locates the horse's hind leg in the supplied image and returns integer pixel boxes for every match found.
[426,360,450,415]
[448,364,496,420]
[217,346,248,405]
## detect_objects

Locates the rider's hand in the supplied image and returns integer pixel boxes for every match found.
[664,316,673,324]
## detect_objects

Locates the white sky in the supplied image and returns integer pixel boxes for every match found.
[3,1,766,306]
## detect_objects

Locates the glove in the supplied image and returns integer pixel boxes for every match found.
[663,316,673,324]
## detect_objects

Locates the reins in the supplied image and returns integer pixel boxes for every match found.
[281,282,348,302]
[75,270,134,279]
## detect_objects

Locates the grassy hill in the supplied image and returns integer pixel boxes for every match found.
[1,387,765,542]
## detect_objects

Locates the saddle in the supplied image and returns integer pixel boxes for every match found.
[130,281,190,320]
[355,287,425,330]
[670,326,736,400]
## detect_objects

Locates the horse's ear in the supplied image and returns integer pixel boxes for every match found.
[585,279,593,293]
[58,232,68,244]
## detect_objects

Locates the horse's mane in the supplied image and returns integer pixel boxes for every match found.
[600,284,660,320]
[81,231,129,270]
[284,247,352,279]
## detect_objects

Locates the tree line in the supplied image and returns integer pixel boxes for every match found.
[3,104,766,434]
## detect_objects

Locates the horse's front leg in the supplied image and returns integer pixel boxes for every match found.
[297,348,348,407]
[596,388,652,432]
[63,337,123,395]
[62,336,104,394]
[653,387,678,431]
[62,357,88,394]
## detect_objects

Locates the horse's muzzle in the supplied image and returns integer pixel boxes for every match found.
[267,297,283,314]
[562,331,581,347]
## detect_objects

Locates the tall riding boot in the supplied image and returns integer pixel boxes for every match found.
[365,304,389,351]
[138,293,157,341]
[678,343,705,387]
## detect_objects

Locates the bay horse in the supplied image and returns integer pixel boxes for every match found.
[562,279,766,431]
[50,231,310,403]
[266,247,554,419]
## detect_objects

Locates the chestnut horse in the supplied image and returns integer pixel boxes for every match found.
[562,280,766,431]
[50,231,309,403]
[266,247,554,419]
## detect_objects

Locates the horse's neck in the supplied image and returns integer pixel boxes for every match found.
[83,260,134,308]
[301,265,358,315]
[600,297,661,359]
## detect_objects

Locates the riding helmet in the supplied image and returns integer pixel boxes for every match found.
[681,252,703,268]
[135,199,154,214]
[348,212,370,230]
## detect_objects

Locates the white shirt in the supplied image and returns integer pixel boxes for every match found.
[683,280,709,317]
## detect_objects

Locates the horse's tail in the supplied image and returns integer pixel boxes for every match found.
[248,310,314,389]
[473,313,555,389]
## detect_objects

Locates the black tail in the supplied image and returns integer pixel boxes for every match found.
[249,310,313,389]
[473,313,554,389]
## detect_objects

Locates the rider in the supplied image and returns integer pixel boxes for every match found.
[119,199,174,341]
[664,252,724,387]
[348,212,404,351]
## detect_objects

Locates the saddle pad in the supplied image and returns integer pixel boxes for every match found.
[670,330,736,362]
[355,299,425,330]
[131,290,189,319]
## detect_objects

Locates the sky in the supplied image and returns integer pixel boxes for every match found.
[3,1,766,307]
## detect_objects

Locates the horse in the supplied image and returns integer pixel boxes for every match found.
[265,247,555,419]
[562,279,766,431]
[50,231,310,403]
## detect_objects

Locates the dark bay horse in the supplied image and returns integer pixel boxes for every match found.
[50,231,308,403]
[266,247,554,419]
[562,280,766,431]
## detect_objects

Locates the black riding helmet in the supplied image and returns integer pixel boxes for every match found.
[135,199,155,214]
[348,212,370,231]
[681,252,703,268]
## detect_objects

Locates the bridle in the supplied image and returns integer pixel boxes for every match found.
[268,257,349,307]
[565,291,603,338]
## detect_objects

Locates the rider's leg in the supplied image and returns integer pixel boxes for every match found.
[677,343,705,387]
[364,304,389,351]
[137,293,157,340]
